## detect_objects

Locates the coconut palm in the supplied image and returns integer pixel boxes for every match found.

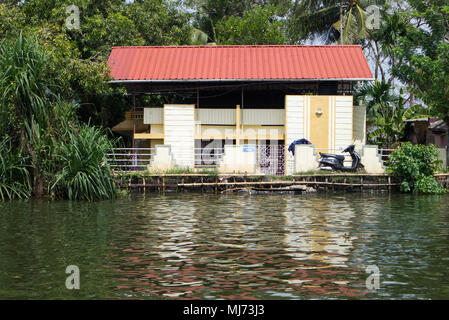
[290,0,386,44]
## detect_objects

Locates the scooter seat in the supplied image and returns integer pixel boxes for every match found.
[319,153,345,161]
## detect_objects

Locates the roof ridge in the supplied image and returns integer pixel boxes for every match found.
[111,45,362,49]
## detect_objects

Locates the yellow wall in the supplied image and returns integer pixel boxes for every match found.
[308,96,330,151]
[150,139,164,148]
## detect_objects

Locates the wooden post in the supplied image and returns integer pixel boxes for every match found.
[236,104,241,145]
[360,176,363,192]
[132,94,136,149]
[215,176,218,194]
[388,176,391,193]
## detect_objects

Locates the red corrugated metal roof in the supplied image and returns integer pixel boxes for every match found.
[107,45,373,82]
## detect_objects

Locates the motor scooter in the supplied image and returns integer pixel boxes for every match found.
[318,145,364,172]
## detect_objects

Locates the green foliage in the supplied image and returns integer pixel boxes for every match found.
[289,0,386,44]
[0,137,31,200]
[189,0,290,43]
[386,143,446,194]
[126,0,192,46]
[392,1,449,128]
[198,169,219,177]
[0,35,119,201]
[356,80,429,148]
[0,34,52,123]
[52,125,117,200]
[0,3,26,39]
[216,5,287,45]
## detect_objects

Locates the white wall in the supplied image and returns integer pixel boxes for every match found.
[353,105,366,145]
[164,104,195,168]
[285,95,304,175]
[143,107,163,124]
[335,96,353,150]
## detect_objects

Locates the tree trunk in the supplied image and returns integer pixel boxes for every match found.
[24,132,44,198]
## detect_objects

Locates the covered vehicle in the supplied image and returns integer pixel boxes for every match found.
[288,138,311,155]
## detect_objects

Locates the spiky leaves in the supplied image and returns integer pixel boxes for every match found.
[0,137,31,200]
[52,125,117,201]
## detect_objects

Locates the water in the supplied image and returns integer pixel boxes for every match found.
[1,192,449,300]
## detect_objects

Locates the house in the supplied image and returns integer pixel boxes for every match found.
[405,117,448,147]
[405,117,448,167]
[107,45,373,174]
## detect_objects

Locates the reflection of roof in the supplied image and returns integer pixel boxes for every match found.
[429,119,448,133]
[112,119,148,132]
[107,45,373,82]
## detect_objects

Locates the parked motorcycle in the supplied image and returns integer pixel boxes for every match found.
[318,145,364,172]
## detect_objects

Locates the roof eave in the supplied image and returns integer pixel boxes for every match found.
[109,78,375,84]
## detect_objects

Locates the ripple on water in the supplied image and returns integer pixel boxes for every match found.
[1,193,449,299]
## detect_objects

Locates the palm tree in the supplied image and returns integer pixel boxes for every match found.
[357,80,429,148]
[290,0,385,44]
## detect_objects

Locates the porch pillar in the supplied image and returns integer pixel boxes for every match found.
[236,104,241,145]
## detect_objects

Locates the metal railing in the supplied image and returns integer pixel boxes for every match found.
[194,147,224,168]
[106,148,155,172]
[257,145,286,176]
[378,148,394,167]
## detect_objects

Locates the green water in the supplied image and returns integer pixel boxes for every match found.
[1,192,449,300]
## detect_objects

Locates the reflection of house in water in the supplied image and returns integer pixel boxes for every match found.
[283,197,356,267]
[108,196,367,299]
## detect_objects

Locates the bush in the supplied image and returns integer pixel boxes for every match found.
[386,143,446,194]
[51,125,117,200]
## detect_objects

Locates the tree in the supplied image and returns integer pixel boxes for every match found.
[0,35,117,200]
[357,80,428,148]
[188,0,290,43]
[215,5,287,45]
[393,1,449,124]
[289,0,386,44]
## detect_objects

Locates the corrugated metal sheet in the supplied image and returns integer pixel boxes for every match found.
[107,45,373,81]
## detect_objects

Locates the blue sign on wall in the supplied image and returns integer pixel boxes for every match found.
[243,145,256,152]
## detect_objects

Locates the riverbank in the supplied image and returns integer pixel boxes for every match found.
[114,173,449,193]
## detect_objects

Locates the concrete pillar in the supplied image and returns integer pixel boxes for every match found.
[236,104,241,145]
[360,145,385,173]
[218,144,257,174]
[148,145,175,172]
[294,144,317,173]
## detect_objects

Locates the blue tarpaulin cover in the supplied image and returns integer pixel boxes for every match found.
[288,138,311,155]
